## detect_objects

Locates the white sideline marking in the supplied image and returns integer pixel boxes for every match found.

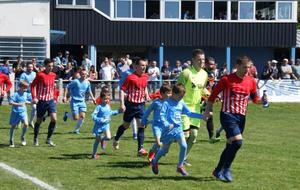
[0,162,58,190]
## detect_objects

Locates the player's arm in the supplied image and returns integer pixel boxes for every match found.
[87,82,96,104]
[120,77,129,111]
[160,102,172,129]
[8,94,23,106]
[92,106,108,123]
[182,102,204,120]
[250,79,262,104]
[30,74,39,103]
[141,102,155,125]
[4,75,12,98]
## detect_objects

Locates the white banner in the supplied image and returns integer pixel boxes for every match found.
[258,80,300,102]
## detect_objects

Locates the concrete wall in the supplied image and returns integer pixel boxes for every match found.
[0,0,50,57]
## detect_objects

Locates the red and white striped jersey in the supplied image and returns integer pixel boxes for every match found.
[0,73,12,96]
[121,73,148,103]
[30,71,56,101]
[208,73,260,115]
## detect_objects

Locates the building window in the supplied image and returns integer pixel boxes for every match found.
[116,0,131,18]
[58,0,73,4]
[76,0,90,5]
[231,1,238,20]
[277,2,292,20]
[214,1,227,20]
[165,1,180,19]
[181,1,195,19]
[95,0,110,16]
[239,1,254,20]
[256,2,275,20]
[197,1,213,20]
[146,0,160,19]
[132,1,145,18]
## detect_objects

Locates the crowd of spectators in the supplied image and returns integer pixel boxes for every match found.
[1,51,300,99]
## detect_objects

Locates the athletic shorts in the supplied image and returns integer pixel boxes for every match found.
[220,112,245,138]
[9,111,28,126]
[123,101,145,123]
[181,103,201,130]
[92,124,109,137]
[161,127,184,145]
[70,99,87,115]
[36,100,57,118]
[152,125,163,138]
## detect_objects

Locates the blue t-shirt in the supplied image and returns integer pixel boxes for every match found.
[118,68,133,87]
[10,91,29,113]
[141,98,165,126]
[92,104,120,128]
[160,98,203,130]
[19,71,36,92]
[67,79,91,101]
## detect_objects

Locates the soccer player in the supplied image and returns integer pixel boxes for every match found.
[30,58,57,146]
[91,91,121,159]
[112,58,150,156]
[151,84,203,176]
[141,83,172,163]
[177,49,208,166]
[0,72,12,104]
[63,69,96,134]
[8,81,31,147]
[203,55,262,182]
[19,62,36,128]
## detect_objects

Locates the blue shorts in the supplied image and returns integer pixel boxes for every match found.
[9,111,28,126]
[123,101,145,123]
[152,125,163,138]
[37,100,57,118]
[70,99,87,115]
[161,127,184,145]
[220,112,246,139]
[92,124,109,137]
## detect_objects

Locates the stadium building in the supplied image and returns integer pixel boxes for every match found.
[0,0,299,73]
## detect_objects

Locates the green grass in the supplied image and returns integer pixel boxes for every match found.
[0,103,300,190]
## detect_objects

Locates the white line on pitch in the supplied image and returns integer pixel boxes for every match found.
[0,162,58,190]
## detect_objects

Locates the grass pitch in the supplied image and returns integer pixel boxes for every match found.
[0,103,299,190]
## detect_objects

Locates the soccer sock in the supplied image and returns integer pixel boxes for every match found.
[215,143,230,171]
[223,140,243,169]
[152,145,169,164]
[114,125,127,141]
[47,121,56,140]
[34,122,41,140]
[137,128,145,151]
[206,117,214,139]
[185,128,198,159]
[29,104,37,123]
[92,139,100,156]
[151,143,160,154]
[9,127,15,142]
[67,112,73,119]
[131,118,137,137]
[74,118,84,132]
[178,138,187,167]
[21,127,28,139]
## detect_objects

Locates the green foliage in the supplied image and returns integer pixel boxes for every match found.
[0,103,300,190]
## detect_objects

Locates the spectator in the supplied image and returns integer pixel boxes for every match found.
[63,51,70,66]
[292,59,300,79]
[62,62,74,80]
[0,57,11,76]
[125,54,132,66]
[270,60,279,79]
[147,60,160,93]
[280,58,297,79]
[68,55,77,68]
[218,63,229,78]
[117,57,130,76]
[13,56,25,90]
[171,60,183,80]
[89,65,98,99]
[55,52,63,65]
[161,60,171,80]
[82,53,92,71]
[261,61,273,80]
[182,60,191,70]
[247,60,258,78]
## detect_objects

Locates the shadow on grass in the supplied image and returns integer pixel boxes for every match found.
[48,152,115,160]
[68,137,94,140]
[97,175,215,182]
[101,161,173,169]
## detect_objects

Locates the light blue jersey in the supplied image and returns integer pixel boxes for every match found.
[160,98,203,140]
[9,91,30,126]
[92,104,120,136]
[67,79,91,101]
[19,71,36,92]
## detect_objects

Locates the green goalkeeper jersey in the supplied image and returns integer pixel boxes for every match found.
[177,65,208,105]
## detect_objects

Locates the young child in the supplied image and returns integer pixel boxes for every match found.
[91,91,121,159]
[8,81,31,147]
[141,84,172,163]
[151,83,203,176]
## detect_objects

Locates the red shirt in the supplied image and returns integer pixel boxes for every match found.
[208,73,260,115]
[54,89,60,103]
[95,96,110,105]
[121,72,148,103]
[149,91,161,100]
[0,73,12,96]
[31,71,56,101]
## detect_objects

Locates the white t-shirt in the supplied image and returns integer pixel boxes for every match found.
[101,65,114,80]
[148,66,160,81]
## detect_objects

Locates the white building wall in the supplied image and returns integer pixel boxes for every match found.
[0,0,50,57]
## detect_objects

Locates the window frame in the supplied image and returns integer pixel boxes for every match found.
[196,0,214,20]
[276,1,294,21]
[115,0,146,19]
[164,0,181,19]
[238,1,255,20]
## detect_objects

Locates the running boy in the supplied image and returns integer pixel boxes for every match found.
[151,84,203,176]
[141,83,172,163]
[8,81,31,147]
[91,92,121,159]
